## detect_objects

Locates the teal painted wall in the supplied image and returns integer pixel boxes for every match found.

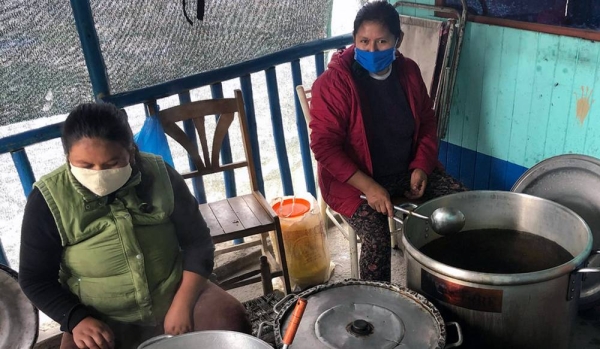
[393,0,600,188]
[447,23,600,169]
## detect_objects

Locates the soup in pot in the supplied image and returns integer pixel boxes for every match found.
[419,229,573,273]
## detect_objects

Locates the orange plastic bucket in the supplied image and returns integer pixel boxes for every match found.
[270,195,331,290]
[272,198,311,218]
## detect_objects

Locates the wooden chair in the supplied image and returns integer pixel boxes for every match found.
[157,89,291,294]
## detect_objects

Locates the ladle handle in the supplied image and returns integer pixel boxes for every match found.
[359,195,428,220]
[282,298,308,348]
[393,204,429,220]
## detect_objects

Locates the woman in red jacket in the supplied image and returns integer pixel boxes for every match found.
[309,1,466,282]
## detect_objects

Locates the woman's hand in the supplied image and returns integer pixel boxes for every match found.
[347,170,393,217]
[164,271,208,335]
[164,300,193,335]
[364,183,394,217]
[72,316,114,349]
[405,169,427,199]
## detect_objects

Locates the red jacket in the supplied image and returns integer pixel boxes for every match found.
[309,45,439,218]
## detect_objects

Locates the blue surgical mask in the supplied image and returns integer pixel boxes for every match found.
[354,46,396,74]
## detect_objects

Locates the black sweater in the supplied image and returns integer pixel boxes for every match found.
[353,62,415,183]
[18,165,214,332]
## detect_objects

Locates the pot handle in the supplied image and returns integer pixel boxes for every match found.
[391,203,419,226]
[444,322,463,348]
[257,321,274,338]
[273,294,299,314]
[578,250,600,273]
[137,335,173,349]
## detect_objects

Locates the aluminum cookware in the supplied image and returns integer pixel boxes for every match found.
[0,264,38,349]
[272,280,462,349]
[403,191,600,349]
[137,330,273,349]
[511,154,600,309]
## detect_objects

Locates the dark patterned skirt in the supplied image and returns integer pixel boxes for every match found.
[343,168,467,282]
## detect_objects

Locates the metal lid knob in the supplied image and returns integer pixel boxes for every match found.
[348,319,373,336]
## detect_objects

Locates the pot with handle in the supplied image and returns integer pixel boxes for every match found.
[0,264,39,349]
[403,191,600,349]
[272,280,463,349]
[137,330,273,349]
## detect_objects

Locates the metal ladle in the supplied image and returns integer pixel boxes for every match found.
[359,195,465,235]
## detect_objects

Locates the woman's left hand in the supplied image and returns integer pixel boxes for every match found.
[164,271,208,335]
[405,169,427,199]
[164,301,194,335]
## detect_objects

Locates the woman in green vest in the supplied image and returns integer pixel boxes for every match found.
[19,103,251,349]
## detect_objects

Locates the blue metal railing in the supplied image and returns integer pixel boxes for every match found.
[0,33,353,265]
[70,0,110,101]
[0,0,354,265]
[0,34,352,194]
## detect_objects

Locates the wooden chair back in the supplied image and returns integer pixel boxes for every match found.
[158,89,259,192]
[296,85,312,134]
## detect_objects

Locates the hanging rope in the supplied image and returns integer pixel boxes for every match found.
[182,0,205,25]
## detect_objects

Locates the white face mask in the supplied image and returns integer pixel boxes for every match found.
[70,164,133,197]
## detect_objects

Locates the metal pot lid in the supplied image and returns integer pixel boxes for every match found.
[315,303,404,349]
[274,280,446,349]
[511,154,600,308]
[0,264,39,349]
[138,331,273,349]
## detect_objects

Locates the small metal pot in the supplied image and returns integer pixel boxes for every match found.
[272,280,462,349]
[137,331,273,349]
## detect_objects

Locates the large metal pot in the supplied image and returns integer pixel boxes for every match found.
[272,280,463,348]
[137,331,273,349]
[403,191,600,349]
[0,264,38,349]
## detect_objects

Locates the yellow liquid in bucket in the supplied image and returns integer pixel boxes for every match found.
[271,197,331,289]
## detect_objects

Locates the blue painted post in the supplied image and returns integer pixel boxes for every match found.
[315,52,326,77]
[265,67,294,196]
[0,123,63,155]
[70,0,110,100]
[291,60,316,197]
[11,149,35,197]
[2,149,36,267]
[178,92,207,204]
[239,75,266,195]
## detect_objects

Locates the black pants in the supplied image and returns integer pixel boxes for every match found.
[343,168,468,282]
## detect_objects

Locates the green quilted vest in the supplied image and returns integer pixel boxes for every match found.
[34,153,182,325]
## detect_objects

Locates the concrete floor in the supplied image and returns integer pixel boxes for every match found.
[228,226,600,349]
[227,225,407,303]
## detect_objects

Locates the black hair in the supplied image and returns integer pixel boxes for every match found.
[62,103,152,198]
[62,102,135,155]
[353,1,402,39]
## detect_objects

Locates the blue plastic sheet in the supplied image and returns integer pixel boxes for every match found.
[134,111,175,167]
